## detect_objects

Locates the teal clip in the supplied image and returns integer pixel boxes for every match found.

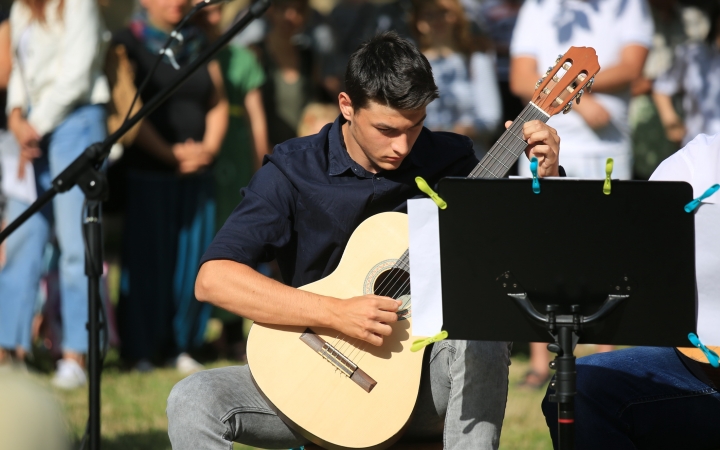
[411,330,448,352]
[684,184,720,213]
[415,177,447,209]
[603,158,613,195]
[530,157,540,194]
[688,333,720,368]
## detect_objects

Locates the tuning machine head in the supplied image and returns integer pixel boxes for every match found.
[575,89,584,105]
[555,54,563,64]
[562,102,573,114]
[586,77,595,93]
[535,77,545,89]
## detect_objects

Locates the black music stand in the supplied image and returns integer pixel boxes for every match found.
[433,178,697,450]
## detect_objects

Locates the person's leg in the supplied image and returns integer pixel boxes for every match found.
[118,170,179,364]
[166,365,309,449]
[48,104,107,358]
[404,340,511,449]
[542,347,720,450]
[0,197,49,353]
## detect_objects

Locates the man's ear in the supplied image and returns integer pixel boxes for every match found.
[338,92,354,122]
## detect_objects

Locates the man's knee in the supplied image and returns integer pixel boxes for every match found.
[462,340,512,365]
[167,371,214,425]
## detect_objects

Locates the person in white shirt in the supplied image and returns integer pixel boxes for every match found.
[509,0,653,388]
[510,0,653,179]
[0,0,109,388]
[542,132,720,449]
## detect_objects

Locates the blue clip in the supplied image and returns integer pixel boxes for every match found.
[530,156,540,194]
[684,184,720,213]
[688,333,720,368]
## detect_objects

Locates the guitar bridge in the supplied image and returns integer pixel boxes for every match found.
[300,329,377,393]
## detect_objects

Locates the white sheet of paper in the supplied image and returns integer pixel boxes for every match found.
[1,152,37,204]
[695,202,720,345]
[408,198,443,338]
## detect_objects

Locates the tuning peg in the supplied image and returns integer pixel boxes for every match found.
[562,102,573,114]
[546,66,553,76]
[586,77,595,93]
[535,77,544,89]
[575,89,584,104]
[556,54,563,63]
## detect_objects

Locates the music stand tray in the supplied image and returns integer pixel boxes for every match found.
[435,178,697,449]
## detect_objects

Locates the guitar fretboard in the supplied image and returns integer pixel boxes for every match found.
[393,102,551,281]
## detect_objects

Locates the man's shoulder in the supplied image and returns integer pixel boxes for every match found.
[651,133,720,183]
[267,124,332,166]
[415,128,475,161]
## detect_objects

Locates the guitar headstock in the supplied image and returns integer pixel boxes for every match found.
[531,47,601,117]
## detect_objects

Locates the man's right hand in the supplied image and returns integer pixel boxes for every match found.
[9,109,41,179]
[330,295,401,347]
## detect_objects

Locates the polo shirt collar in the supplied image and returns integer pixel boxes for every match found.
[328,115,357,176]
[326,114,427,177]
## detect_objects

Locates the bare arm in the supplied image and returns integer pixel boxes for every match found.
[0,21,11,90]
[243,88,270,170]
[134,120,178,166]
[653,91,685,143]
[196,260,401,346]
[588,45,649,94]
[509,56,539,103]
[202,60,229,156]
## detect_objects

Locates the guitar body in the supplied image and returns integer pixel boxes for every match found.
[247,212,425,450]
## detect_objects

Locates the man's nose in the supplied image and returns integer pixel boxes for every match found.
[392,134,411,156]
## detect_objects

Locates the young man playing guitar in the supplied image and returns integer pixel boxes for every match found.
[167,32,562,449]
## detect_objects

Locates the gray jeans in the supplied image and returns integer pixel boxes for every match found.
[167,339,511,449]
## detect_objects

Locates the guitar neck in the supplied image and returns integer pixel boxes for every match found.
[395,102,550,271]
[469,102,550,180]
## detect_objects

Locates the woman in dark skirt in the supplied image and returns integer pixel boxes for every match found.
[114,0,228,372]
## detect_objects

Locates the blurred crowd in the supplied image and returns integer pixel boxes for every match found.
[0,0,718,389]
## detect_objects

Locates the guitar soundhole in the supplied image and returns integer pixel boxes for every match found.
[373,268,411,320]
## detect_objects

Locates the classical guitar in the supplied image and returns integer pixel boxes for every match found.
[247,47,601,450]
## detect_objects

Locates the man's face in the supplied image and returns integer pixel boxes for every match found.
[341,97,426,173]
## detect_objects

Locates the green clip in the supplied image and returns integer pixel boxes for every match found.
[415,177,447,209]
[603,158,614,195]
[411,330,449,352]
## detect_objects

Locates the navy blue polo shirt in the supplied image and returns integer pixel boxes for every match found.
[200,115,479,288]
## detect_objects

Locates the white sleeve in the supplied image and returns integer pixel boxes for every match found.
[509,0,542,59]
[616,0,654,49]
[469,52,501,133]
[649,149,692,182]
[27,0,105,136]
[6,3,28,116]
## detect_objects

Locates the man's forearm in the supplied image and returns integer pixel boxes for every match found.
[195,259,338,328]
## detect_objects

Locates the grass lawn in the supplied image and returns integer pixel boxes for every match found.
[20,351,563,450]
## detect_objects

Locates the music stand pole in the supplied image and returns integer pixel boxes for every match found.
[0,2,272,448]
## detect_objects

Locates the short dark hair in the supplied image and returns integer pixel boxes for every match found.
[345,32,439,111]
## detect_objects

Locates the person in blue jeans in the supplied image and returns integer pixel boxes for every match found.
[542,133,720,449]
[168,32,563,450]
[0,0,109,388]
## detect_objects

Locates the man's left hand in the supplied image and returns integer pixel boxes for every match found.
[505,120,560,177]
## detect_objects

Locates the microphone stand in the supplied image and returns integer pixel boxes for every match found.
[0,1,271,448]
